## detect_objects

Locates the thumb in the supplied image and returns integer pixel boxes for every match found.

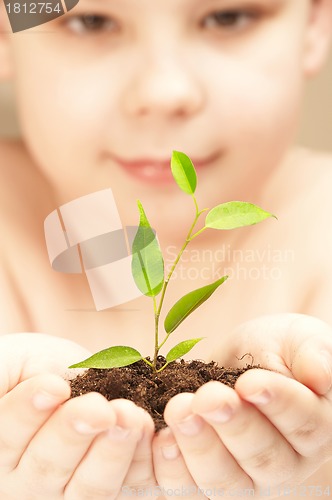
[0,332,91,396]
[223,313,332,396]
[281,314,332,395]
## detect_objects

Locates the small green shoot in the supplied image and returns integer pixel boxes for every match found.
[69,151,276,373]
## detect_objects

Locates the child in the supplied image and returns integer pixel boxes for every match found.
[0,0,332,496]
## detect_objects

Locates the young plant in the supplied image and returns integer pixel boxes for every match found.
[69,151,275,373]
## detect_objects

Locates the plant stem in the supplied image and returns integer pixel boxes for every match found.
[156,330,171,353]
[189,226,207,240]
[142,357,154,369]
[157,197,200,317]
[152,296,159,371]
[152,195,206,369]
[156,361,170,373]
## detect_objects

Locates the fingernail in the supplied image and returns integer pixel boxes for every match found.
[107,425,131,441]
[32,391,62,410]
[319,350,332,392]
[201,403,234,423]
[161,443,181,460]
[244,389,271,405]
[72,420,100,434]
[176,415,203,436]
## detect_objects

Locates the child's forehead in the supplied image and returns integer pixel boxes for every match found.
[76,0,288,10]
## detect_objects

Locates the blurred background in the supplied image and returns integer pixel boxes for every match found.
[0,53,331,151]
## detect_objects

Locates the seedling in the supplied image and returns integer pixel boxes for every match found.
[69,151,275,373]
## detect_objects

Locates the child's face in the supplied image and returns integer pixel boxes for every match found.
[2,1,325,215]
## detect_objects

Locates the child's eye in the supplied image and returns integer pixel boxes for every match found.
[64,14,118,35]
[201,9,258,32]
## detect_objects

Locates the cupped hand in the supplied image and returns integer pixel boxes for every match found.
[152,313,332,497]
[220,313,332,396]
[0,333,159,499]
[0,370,158,499]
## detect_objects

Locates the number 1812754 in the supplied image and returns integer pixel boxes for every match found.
[5,3,62,14]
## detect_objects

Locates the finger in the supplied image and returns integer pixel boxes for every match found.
[0,333,92,393]
[121,407,158,497]
[153,426,203,499]
[284,321,332,395]
[164,392,254,495]
[191,381,298,490]
[14,392,117,497]
[65,400,147,500]
[0,373,70,472]
[236,368,332,459]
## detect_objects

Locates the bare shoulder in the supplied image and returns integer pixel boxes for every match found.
[286,147,332,242]
[0,137,56,261]
[265,145,329,209]
[286,148,332,323]
[296,149,332,227]
[270,147,332,221]
[0,138,54,226]
[0,138,41,209]
[0,139,59,332]
[0,140,37,330]
[287,147,332,199]
[300,147,332,183]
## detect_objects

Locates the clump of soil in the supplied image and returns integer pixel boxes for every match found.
[70,356,258,431]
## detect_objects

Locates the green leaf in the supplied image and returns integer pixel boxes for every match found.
[205,201,276,230]
[165,338,204,363]
[131,200,164,297]
[68,346,143,369]
[171,151,197,195]
[164,276,228,334]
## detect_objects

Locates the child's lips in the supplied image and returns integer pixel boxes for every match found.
[111,152,220,183]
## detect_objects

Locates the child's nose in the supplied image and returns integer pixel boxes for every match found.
[122,57,204,118]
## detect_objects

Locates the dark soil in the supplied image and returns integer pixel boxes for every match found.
[70,356,258,431]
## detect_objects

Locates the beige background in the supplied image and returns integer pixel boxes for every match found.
[0,52,331,152]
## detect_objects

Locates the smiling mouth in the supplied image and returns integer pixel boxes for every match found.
[109,151,220,183]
